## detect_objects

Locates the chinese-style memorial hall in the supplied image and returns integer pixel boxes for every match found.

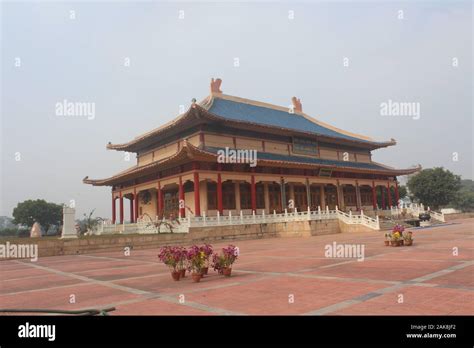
[84,79,419,224]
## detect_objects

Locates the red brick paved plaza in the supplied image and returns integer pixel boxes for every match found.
[1,219,473,315]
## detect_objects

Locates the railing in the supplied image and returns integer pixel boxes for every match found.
[97,218,189,235]
[428,210,445,223]
[405,203,445,222]
[96,206,381,235]
[190,207,338,228]
[335,209,380,230]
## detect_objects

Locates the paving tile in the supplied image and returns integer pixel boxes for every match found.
[0,219,472,315]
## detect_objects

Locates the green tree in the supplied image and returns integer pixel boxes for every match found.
[450,190,474,212]
[407,168,461,210]
[12,199,63,232]
[76,209,103,235]
[449,179,474,212]
[397,185,407,199]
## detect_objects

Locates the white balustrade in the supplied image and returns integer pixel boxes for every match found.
[101,204,385,235]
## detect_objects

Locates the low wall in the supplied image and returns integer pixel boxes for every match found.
[338,220,378,233]
[444,212,474,221]
[0,219,341,259]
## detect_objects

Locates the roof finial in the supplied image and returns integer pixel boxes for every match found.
[210,78,222,94]
[291,97,302,112]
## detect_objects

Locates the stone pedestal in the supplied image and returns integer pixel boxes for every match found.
[30,222,42,238]
[61,207,77,239]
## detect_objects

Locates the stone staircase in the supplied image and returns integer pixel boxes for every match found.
[378,217,413,231]
[379,216,445,231]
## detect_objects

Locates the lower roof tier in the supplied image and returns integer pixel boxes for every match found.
[83,141,420,186]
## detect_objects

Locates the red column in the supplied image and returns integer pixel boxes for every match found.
[159,184,164,218]
[134,189,139,221]
[194,172,201,217]
[395,181,400,207]
[371,182,377,209]
[355,184,360,211]
[251,175,257,212]
[112,195,116,224]
[156,183,161,219]
[387,182,392,208]
[217,173,223,214]
[129,196,134,223]
[179,176,185,218]
[119,192,124,224]
[381,186,386,209]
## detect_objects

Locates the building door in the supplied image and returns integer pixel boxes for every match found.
[310,185,321,209]
[325,186,337,210]
[268,183,281,212]
[163,189,179,219]
[293,185,308,211]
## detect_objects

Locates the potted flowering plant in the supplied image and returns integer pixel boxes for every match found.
[158,246,181,281]
[384,233,391,246]
[393,224,405,234]
[199,244,213,276]
[212,253,225,275]
[404,231,414,246]
[390,232,401,247]
[176,247,188,278]
[392,225,405,246]
[212,245,239,277]
[187,245,206,282]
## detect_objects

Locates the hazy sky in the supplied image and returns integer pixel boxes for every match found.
[1,1,472,219]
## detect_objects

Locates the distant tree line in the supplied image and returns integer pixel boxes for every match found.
[407,167,474,211]
[0,199,103,238]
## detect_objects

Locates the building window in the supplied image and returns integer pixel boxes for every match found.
[325,186,338,207]
[207,182,217,210]
[256,183,265,209]
[222,182,236,210]
[183,180,194,193]
[360,187,373,205]
[343,186,356,205]
[268,183,281,212]
[310,186,321,209]
[293,185,308,210]
[240,183,251,209]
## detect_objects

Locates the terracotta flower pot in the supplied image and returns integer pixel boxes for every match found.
[405,240,413,246]
[390,240,399,247]
[384,241,390,246]
[180,269,186,278]
[222,267,232,277]
[192,273,202,282]
[171,271,181,281]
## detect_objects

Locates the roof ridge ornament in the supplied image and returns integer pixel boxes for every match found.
[291,96,302,112]
[210,78,223,94]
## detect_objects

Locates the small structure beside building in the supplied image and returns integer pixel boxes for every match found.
[30,222,42,238]
[61,206,77,239]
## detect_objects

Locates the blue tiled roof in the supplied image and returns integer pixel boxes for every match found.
[204,147,388,171]
[208,98,378,144]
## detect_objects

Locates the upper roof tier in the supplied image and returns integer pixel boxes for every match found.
[107,78,396,152]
